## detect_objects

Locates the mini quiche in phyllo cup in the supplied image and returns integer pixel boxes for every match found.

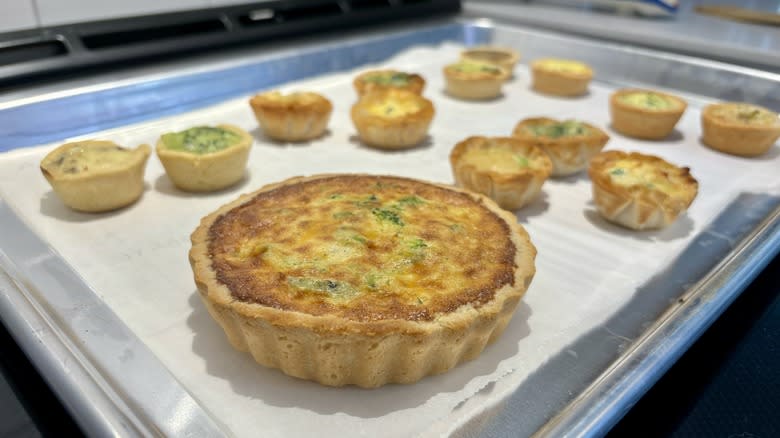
[450,136,552,210]
[156,124,252,192]
[40,140,151,212]
[512,117,609,177]
[589,150,698,230]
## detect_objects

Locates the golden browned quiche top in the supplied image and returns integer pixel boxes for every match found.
[204,175,520,323]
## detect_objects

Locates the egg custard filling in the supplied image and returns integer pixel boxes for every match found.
[40,140,151,212]
[619,92,681,111]
[206,175,522,321]
[589,151,697,230]
[42,141,143,176]
[536,59,590,74]
[161,126,243,155]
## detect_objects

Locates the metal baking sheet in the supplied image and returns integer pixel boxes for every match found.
[0,19,778,437]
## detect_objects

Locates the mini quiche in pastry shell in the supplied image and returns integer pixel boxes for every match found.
[530,58,593,97]
[701,102,780,157]
[610,89,687,140]
[443,60,510,100]
[450,136,552,210]
[249,91,333,142]
[157,125,252,192]
[351,89,434,149]
[190,174,536,387]
[512,117,610,176]
[353,70,426,96]
[589,151,698,230]
[40,140,151,213]
[460,46,520,74]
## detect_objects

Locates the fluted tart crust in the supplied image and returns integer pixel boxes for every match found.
[589,151,698,230]
[190,174,536,387]
[530,58,593,97]
[40,140,151,212]
[701,102,780,157]
[609,89,687,140]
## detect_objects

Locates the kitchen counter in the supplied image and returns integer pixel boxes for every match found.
[465,0,780,71]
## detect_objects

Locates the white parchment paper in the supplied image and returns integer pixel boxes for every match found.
[0,44,778,437]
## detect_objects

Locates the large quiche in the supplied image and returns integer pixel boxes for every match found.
[190,174,536,387]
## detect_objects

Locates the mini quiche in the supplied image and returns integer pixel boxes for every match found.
[40,140,151,213]
[460,46,520,74]
[701,102,780,157]
[450,136,552,210]
[190,174,536,387]
[531,58,593,97]
[589,151,698,230]
[157,125,252,192]
[353,70,426,96]
[351,89,434,149]
[512,117,610,177]
[610,89,687,140]
[249,91,333,142]
[443,60,510,100]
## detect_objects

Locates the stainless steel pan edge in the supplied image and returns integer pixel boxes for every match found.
[0,200,228,437]
[0,18,778,438]
[535,205,780,438]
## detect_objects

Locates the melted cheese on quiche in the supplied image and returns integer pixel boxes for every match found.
[607,159,686,196]
[459,144,542,173]
[41,141,142,177]
[619,92,682,111]
[537,59,590,73]
[259,91,322,105]
[208,176,517,322]
[708,103,778,126]
[367,98,421,118]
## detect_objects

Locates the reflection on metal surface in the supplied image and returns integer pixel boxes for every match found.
[0,20,778,438]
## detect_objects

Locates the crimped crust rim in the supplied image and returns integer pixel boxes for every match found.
[701,102,780,132]
[40,141,151,182]
[610,88,687,116]
[248,91,333,114]
[155,124,253,160]
[443,63,510,82]
[531,59,593,80]
[460,46,520,68]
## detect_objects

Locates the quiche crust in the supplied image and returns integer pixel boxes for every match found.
[512,117,610,176]
[40,140,151,212]
[190,174,536,387]
[443,61,510,100]
[351,89,434,149]
[610,88,687,140]
[460,46,520,74]
[249,91,333,142]
[589,151,698,230]
[701,102,780,157]
[530,58,593,97]
[450,136,552,210]
[353,70,426,96]
[156,124,252,192]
